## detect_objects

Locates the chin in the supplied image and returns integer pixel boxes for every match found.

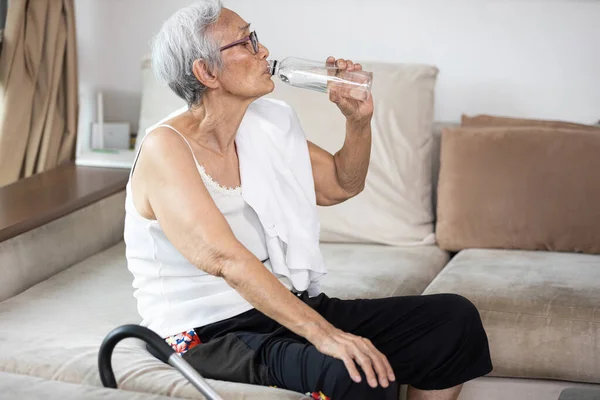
[256,80,275,98]
[243,80,275,102]
[265,79,275,94]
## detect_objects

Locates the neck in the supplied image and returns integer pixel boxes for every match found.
[186,91,253,155]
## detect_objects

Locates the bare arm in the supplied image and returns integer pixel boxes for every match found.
[309,57,374,206]
[134,128,393,388]
[309,120,372,206]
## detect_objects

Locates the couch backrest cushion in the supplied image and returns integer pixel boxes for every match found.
[431,122,458,216]
[462,114,600,132]
[136,59,186,154]
[436,126,600,254]
[0,191,126,302]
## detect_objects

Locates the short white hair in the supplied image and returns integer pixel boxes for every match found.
[151,0,224,107]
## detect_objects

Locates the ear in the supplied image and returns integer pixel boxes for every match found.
[192,60,219,89]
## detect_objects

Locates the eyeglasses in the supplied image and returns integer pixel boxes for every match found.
[219,31,259,55]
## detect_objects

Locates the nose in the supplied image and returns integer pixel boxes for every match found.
[258,42,269,59]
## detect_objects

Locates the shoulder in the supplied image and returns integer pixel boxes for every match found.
[138,126,196,172]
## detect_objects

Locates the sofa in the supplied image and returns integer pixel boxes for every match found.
[0,59,599,400]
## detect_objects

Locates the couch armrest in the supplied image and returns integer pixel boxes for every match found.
[0,162,129,243]
[0,163,130,302]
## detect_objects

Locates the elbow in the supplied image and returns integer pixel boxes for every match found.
[192,246,234,280]
[318,183,364,206]
[343,180,365,200]
[211,252,237,281]
[214,253,253,289]
[352,181,366,197]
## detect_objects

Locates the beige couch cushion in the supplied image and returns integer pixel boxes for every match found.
[0,371,182,400]
[459,377,600,400]
[0,191,126,302]
[136,58,185,153]
[267,63,439,246]
[423,248,600,384]
[436,126,600,255]
[431,122,459,214]
[320,243,449,299]
[0,241,447,399]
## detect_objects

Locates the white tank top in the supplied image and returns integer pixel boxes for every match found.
[124,125,293,338]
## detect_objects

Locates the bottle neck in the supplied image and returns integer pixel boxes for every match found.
[268,59,279,76]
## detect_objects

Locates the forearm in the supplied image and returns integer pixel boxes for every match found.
[333,120,372,195]
[221,255,334,342]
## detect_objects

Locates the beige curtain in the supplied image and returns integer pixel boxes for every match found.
[0,0,78,186]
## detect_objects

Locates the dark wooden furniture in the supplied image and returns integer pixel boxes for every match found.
[0,162,130,243]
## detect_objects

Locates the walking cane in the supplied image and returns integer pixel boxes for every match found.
[98,324,223,400]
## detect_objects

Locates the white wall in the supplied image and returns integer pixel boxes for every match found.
[75,0,600,137]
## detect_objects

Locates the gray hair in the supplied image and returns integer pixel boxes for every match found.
[151,0,224,107]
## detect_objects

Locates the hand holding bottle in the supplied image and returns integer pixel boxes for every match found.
[325,56,374,125]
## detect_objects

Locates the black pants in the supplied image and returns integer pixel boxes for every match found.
[183,292,493,399]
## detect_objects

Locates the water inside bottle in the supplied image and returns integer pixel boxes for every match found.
[279,66,372,101]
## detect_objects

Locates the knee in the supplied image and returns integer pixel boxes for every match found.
[431,294,488,346]
[318,358,354,398]
[438,294,482,325]
[444,295,490,350]
[322,359,398,399]
[325,358,354,385]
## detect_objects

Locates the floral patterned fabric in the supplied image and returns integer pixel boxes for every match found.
[165,329,202,355]
[309,391,331,399]
[164,329,331,399]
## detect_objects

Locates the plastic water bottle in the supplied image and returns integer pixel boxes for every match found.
[268,57,373,101]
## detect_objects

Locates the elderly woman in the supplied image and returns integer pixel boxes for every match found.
[124,1,492,399]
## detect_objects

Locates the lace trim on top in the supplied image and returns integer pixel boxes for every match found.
[197,164,242,196]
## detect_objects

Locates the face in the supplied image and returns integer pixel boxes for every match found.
[208,9,274,100]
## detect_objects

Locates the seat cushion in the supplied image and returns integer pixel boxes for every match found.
[0,242,309,400]
[423,249,600,384]
[0,371,183,400]
[0,241,448,398]
[319,243,449,299]
[459,377,600,400]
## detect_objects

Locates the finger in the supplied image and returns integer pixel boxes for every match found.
[360,339,389,388]
[346,60,355,71]
[381,351,395,382]
[335,58,347,70]
[341,355,362,383]
[368,343,395,383]
[329,87,340,104]
[326,56,336,77]
[371,350,390,388]
[352,351,378,388]
[354,63,362,71]
[361,338,394,382]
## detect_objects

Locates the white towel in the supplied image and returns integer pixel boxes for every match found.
[236,98,327,296]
